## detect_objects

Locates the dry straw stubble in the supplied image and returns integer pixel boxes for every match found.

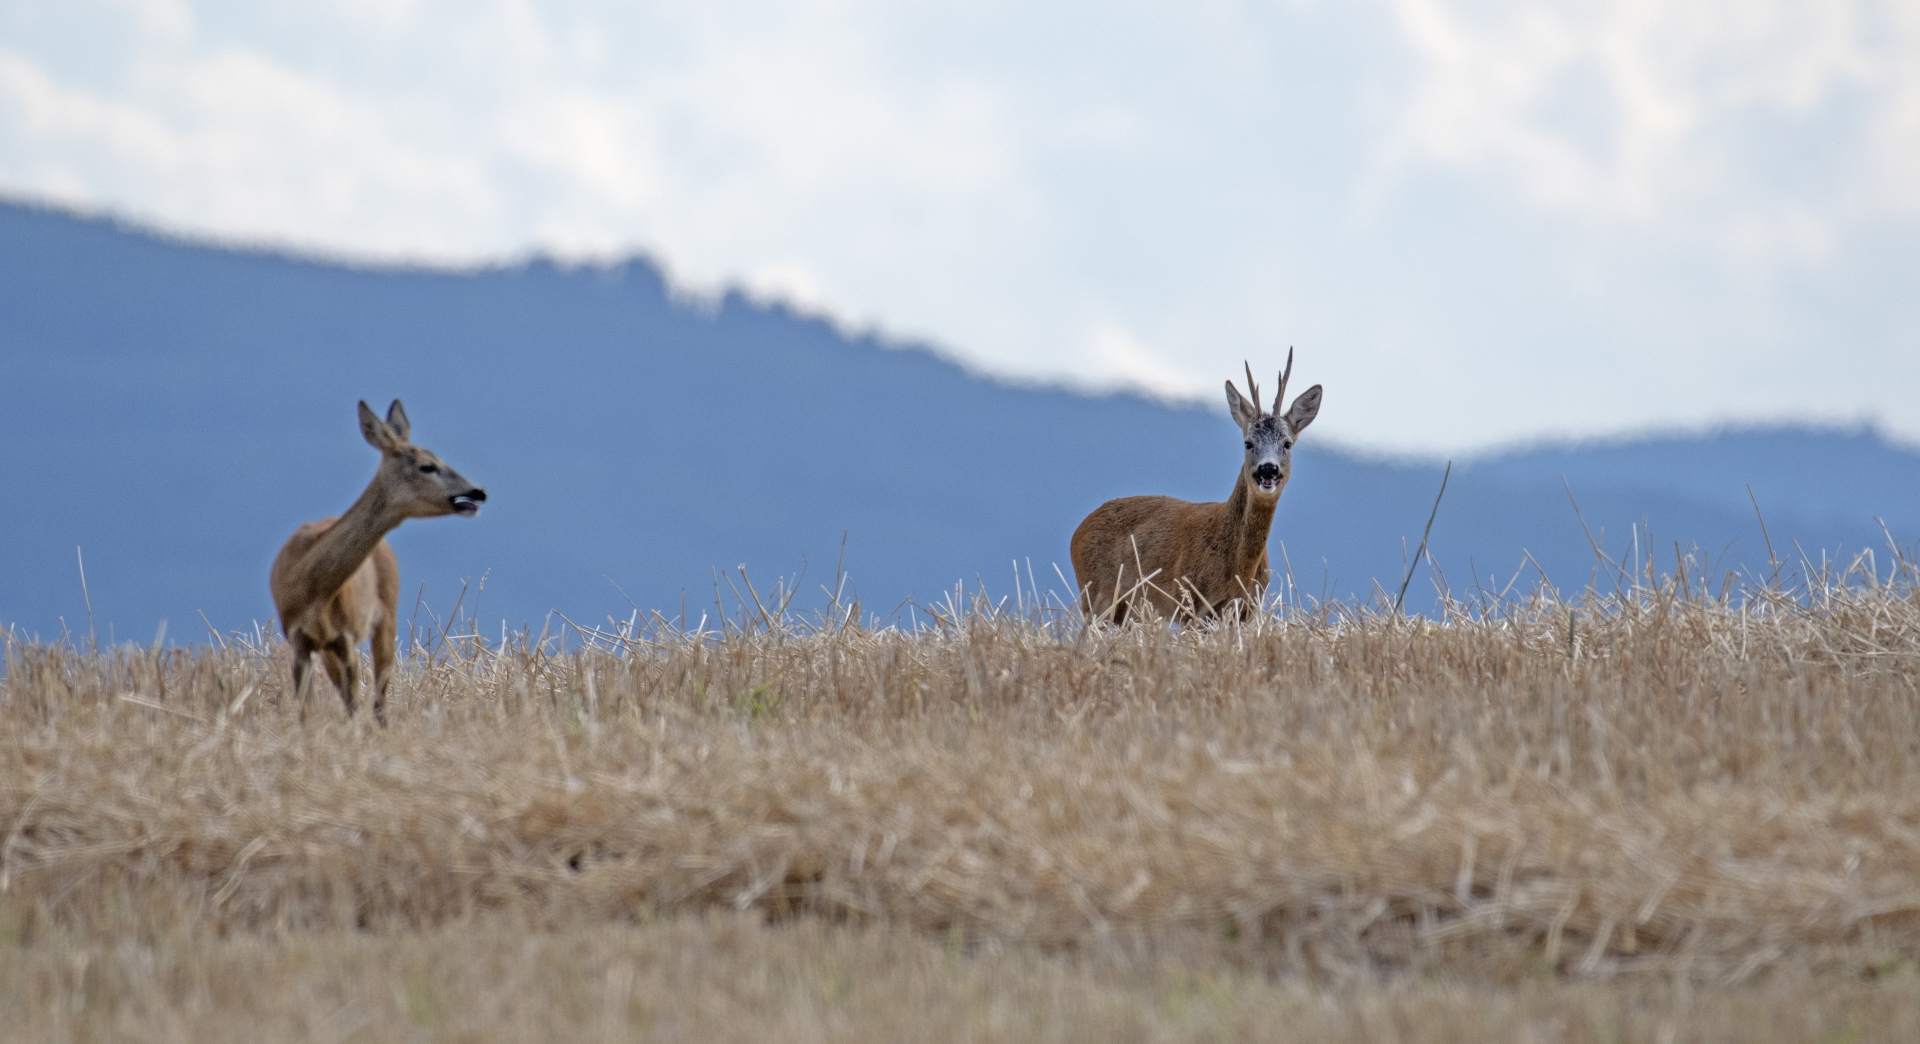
[3,553,1920,1034]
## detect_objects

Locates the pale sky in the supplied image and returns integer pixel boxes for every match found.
[3,0,1917,454]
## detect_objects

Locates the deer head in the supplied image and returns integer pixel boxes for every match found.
[1224,350,1323,499]
[357,399,487,518]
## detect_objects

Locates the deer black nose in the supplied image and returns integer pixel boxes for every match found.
[1254,464,1280,482]
[466,488,487,502]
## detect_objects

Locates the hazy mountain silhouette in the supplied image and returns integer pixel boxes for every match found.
[3,199,1916,642]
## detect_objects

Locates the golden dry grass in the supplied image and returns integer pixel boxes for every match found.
[4,560,1920,1039]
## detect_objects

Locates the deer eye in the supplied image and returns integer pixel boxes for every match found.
[1282,440,1292,449]
[1243,441,1253,450]
[419,463,439,475]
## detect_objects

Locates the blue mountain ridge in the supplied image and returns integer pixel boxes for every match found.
[3,198,1916,642]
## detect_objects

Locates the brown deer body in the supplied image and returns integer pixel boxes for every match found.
[270,400,485,724]
[1071,355,1321,624]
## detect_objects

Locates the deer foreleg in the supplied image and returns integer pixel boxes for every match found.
[370,616,395,728]
[321,639,357,717]
[289,633,318,720]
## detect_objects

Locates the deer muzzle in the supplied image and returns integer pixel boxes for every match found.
[451,488,487,517]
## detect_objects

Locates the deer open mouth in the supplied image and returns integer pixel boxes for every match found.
[451,493,484,517]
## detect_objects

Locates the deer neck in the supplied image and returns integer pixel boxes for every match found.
[299,473,406,601]
[1222,471,1278,575]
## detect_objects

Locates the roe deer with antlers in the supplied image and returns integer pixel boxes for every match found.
[1071,353,1321,624]
[270,400,486,724]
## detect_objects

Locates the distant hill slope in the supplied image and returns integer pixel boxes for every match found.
[3,200,1916,641]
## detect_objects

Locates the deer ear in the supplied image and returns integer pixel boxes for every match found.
[1284,384,1323,435]
[359,400,401,452]
[1224,381,1257,431]
[385,399,412,445]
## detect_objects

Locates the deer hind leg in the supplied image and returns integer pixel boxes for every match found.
[321,638,358,718]
[1079,584,1116,628]
[1093,567,1130,627]
[1170,581,1204,626]
[370,615,395,728]
[1081,586,1127,628]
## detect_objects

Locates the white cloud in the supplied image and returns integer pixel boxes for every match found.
[116,0,193,41]
[1386,0,1914,262]
[1866,3,1920,213]
[1086,321,1198,399]
[0,0,1917,453]
[0,32,509,255]
[0,50,180,168]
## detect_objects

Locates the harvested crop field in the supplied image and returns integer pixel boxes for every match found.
[5,566,1920,1041]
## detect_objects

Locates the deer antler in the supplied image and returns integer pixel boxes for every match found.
[1243,361,1262,415]
[1275,347,1294,414]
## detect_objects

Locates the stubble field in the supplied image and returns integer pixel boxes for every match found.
[5,561,1920,1042]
